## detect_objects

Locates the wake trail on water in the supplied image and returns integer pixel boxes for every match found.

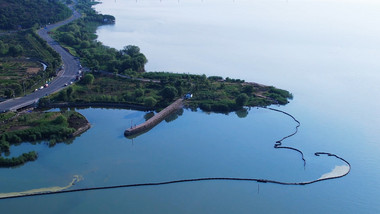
[0,175,83,199]
[0,107,351,200]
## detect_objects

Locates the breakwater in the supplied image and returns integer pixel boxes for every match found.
[124,98,184,137]
[72,123,91,137]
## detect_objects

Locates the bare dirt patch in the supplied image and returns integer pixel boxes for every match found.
[26,67,41,74]
[8,125,31,132]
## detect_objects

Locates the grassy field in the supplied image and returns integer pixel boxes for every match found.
[0,58,45,96]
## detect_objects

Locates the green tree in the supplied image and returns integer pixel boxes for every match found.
[58,90,68,101]
[144,97,157,108]
[12,84,22,96]
[0,40,8,55]
[4,88,13,98]
[242,85,254,94]
[53,115,67,125]
[135,88,144,97]
[80,41,90,48]
[82,73,94,85]
[235,93,249,107]
[61,33,76,45]
[161,86,178,100]
[121,45,141,57]
[38,97,50,107]
[67,87,74,98]
[7,45,23,57]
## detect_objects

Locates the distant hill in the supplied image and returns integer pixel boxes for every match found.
[0,0,72,30]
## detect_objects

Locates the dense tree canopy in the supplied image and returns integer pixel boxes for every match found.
[53,2,146,74]
[0,0,72,30]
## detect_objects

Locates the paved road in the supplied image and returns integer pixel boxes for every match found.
[0,5,81,112]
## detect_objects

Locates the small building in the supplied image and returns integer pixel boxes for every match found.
[184,93,193,99]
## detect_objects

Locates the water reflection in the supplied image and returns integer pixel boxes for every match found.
[164,108,184,123]
[144,112,155,121]
[235,108,249,118]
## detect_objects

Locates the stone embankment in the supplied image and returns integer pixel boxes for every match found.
[72,123,91,137]
[124,98,184,137]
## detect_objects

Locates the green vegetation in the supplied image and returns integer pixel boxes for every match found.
[0,111,88,167]
[0,111,16,121]
[41,71,292,113]
[51,0,147,74]
[0,0,71,99]
[31,0,291,113]
[0,0,293,168]
[0,152,38,167]
[0,29,62,98]
[0,0,72,30]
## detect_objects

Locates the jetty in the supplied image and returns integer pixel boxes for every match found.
[124,98,184,137]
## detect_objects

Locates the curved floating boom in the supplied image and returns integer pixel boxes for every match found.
[0,107,351,200]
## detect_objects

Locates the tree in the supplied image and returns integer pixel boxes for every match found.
[67,87,74,98]
[135,89,144,97]
[144,97,157,108]
[121,45,141,57]
[58,90,68,101]
[4,88,13,98]
[61,33,76,45]
[242,85,254,94]
[12,84,22,96]
[7,45,23,57]
[0,41,7,55]
[80,41,90,48]
[53,115,67,125]
[161,86,178,100]
[38,97,50,107]
[235,93,249,107]
[82,73,94,85]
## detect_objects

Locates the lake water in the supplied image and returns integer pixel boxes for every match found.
[2,0,380,213]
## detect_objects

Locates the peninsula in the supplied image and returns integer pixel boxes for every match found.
[0,0,292,166]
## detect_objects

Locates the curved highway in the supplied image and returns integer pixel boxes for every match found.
[0,4,81,112]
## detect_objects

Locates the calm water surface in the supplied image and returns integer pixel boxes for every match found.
[2,0,380,213]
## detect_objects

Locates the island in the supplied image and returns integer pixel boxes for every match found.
[0,110,89,167]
